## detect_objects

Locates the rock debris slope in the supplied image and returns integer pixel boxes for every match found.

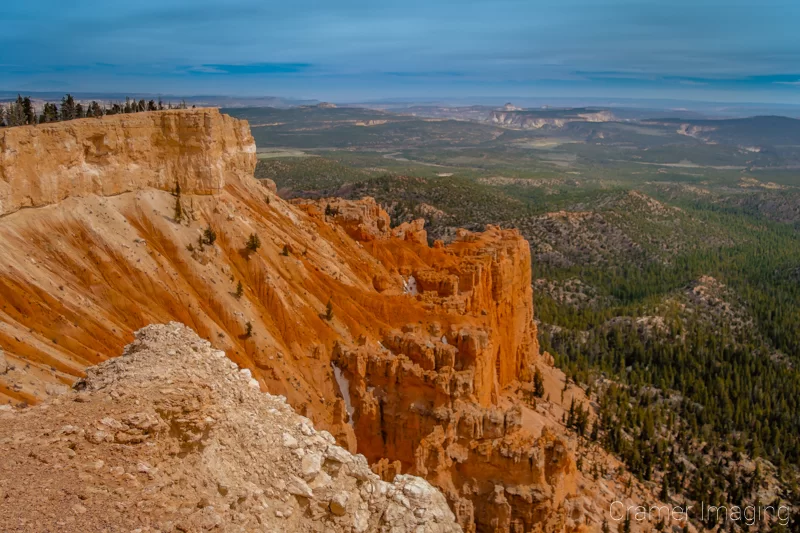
[0,322,460,532]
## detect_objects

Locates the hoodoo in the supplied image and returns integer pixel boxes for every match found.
[0,110,625,532]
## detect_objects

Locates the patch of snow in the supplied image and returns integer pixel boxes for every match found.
[331,363,354,424]
[403,276,418,296]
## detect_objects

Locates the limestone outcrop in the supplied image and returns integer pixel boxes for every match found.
[488,110,614,129]
[0,323,461,532]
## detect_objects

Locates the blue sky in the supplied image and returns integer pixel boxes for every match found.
[2,0,800,103]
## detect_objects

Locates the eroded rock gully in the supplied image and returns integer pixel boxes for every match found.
[0,110,635,532]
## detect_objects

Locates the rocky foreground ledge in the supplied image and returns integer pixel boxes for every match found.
[0,323,461,533]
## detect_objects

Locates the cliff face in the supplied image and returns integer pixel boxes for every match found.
[290,198,576,532]
[0,111,594,532]
[0,109,255,216]
[295,203,568,533]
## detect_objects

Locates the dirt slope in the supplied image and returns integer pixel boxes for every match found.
[0,322,460,532]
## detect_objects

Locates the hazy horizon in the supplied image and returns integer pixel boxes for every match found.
[3,0,800,105]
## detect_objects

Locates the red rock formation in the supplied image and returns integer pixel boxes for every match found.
[0,109,255,216]
[297,199,572,532]
[0,110,586,532]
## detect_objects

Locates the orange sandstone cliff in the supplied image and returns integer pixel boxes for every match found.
[0,109,254,216]
[0,110,634,532]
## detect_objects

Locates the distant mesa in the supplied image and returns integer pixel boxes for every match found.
[489,106,616,129]
[317,102,337,109]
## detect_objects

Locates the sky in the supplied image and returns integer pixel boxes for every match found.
[2,0,800,104]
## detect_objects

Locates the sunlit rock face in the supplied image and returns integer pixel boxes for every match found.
[0,109,585,533]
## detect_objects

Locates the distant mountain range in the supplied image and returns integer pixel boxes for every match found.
[349,96,800,119]
[0,91,317,109]
[5,91,800,118]
[645,115,800,146]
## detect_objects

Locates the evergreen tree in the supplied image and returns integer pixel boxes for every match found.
[173,182,183,222]
[60,94,76,121]
[86,101,103,118]
[246,233,261,254]
[5,97,26,126]
[22,96,36,125]
[202,226,216,245]
[567,398,576,428]
[173,196,184,222]
[533,366,546,398]
[575,403,589,436]
[40,102,59,123]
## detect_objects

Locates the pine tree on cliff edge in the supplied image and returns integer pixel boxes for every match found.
[60,94,77,121]
[173,182,184,223]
